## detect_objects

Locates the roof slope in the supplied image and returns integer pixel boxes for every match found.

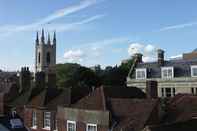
[130,58,197,78]
[109,98,158,131]
[72,86,157,131]
[146,119,197,131]
[163,94,197,123]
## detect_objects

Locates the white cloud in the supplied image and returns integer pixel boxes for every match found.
[170,54,183,60]
[159,21,197,32]
[40,14,105,32]
[143,56,156,62]
[78,37,129,48]
[63,49,85,62]
[128,43,158,62]
[0,0,103,37]
[62,37,130,64]
[144,44,156,55]
[128,43,144,56]
[37,0,98,25]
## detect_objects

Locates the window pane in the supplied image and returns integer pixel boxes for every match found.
[162,68,173,78]
[136,69,146,79]
[161,88,164,97]
[193,68,197,76]
[44,112,51,128]
[32,111,37,127]
[68,122,76,131]
[87,125,97,131]
[165,88,171,97]
[168,69,172,78]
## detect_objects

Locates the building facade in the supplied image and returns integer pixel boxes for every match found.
[127,49,197,97]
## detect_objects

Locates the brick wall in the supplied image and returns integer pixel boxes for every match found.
[57,120,108,131]
[57,107,109,131]
[24,107,57,131]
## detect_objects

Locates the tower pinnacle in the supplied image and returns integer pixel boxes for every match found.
[36,31,39,44]
[47,33,51,45]
[41,29,45,43]
[53,31,56,44]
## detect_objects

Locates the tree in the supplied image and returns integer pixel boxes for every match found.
[56,63,101,88]
[97,58,134,86]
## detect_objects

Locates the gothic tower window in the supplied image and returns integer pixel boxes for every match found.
[38,52,41,64]
[47,52,51,64]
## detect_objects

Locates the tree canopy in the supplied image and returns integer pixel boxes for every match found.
[56,58,133,88]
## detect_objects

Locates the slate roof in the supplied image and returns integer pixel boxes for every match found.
[72,86,157,131]
[130,58,197,78]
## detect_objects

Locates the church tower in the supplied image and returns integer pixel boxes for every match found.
[35,29,56,73]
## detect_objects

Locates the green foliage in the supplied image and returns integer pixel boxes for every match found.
[56,58,133,88]
[56,63,101,88]
[97,58,134,86]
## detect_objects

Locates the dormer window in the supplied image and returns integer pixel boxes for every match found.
[161,67,174,79]
[87,124,97,131]
[191,66,197,77]
[136,68,147,79]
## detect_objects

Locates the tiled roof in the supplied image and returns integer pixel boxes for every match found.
[109,98,159,131]
[72,87,106,111]
[26,87,70,109]
[146,119,197,131]
[163,94,197,123]
[72,86,146,111]
[72,86,156,131]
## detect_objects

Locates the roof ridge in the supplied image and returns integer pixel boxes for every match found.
[100,86,107,111]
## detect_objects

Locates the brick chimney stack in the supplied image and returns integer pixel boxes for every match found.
[133,53,143,63]
[157,49,165,66]
[19,67,31,93]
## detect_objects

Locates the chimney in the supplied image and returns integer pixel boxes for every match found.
[146,80,158,99]
[47,73,56,88]
[35,72,46,88]
[157,49,165,66]
[133,53,143,63]
[19,67,31,93]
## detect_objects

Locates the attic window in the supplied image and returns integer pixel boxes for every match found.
[161,67,174,79]
[86,124,97,131]
[136,68,147,79]
[67,120,76,131]
[191,66,197,77]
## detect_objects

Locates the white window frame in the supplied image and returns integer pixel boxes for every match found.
[191,66,197,77]
[161,67,174,79]
[43,111,51,130]
[86,123,97,131]
[54,119,58,131]
[136,68,147,79]
[32,111,37,129]
[67,120,76,131]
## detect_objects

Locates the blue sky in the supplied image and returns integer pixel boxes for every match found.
[1,0,197,71]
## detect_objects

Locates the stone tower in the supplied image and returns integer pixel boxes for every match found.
[35,29,56,73]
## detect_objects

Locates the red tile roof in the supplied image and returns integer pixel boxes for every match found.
[165,94,197,123]
[72,86,158,131]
